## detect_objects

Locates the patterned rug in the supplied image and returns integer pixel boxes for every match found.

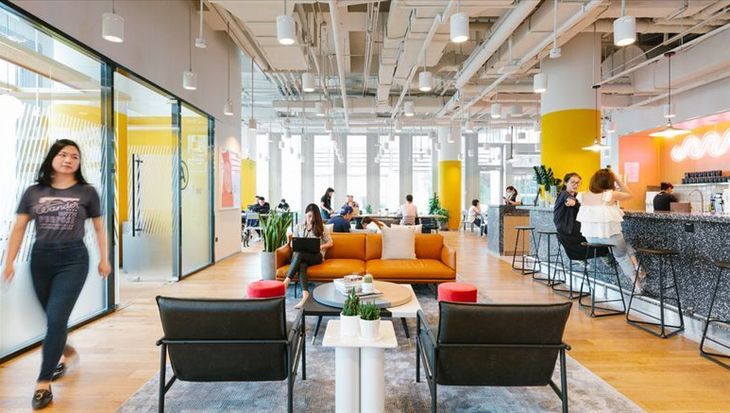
[118,285,643,412]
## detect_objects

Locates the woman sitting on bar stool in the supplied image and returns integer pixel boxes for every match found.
[576,168,645,293]
[553,172,588,258]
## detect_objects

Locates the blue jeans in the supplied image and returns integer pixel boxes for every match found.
[31,240,89,382]
[585,233,637,281]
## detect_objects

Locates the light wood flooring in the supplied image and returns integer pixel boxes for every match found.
[1,231,729,412]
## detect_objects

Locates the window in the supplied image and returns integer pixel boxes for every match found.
[256,133,270,202]
[314,134,334,200]
[281,134,302,212]
[378,135,399,211]
[412,135,432,212]
[514,174,538,205]
[346,135,367,207]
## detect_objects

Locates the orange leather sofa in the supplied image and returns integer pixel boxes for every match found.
[275,233,457,284]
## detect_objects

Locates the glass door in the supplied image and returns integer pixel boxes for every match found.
[114,72,178,282]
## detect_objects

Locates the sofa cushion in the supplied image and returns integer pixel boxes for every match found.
[381,226,416,260]
[326,233,366,260]
[415,233,445,260]
[365,233,383,260]
[276,259,366,280]
[366,259,456,279]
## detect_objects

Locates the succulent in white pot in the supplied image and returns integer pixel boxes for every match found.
[359,302,381,341]
[361,274,374,293]
[340,289,360,337]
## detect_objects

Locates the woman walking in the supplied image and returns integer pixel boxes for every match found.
[2,139,110,410]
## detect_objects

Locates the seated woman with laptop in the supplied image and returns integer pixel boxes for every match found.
[284,203,334,308]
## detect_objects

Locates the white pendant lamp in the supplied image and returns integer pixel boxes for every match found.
[404,101,415,117]
[419,71,432,92]
[490,103,502,119]
[509,104,521,117]
[394,119,402,132]
[533,73,547,93]
[465,120,475,133]
[102,1,124,43]
[450,12,469,43]
[649,51,689,138]
[248,117,257,131]
[302,72,315,92]
[277,1,296,45]
[223,100,234,116]
[183,5,197,90]
[223,21,233,116]
[315,101,326,117]
[613,0,636,47]
[195,0,207,48]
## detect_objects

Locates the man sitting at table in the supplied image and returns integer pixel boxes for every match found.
[327,205,354,232]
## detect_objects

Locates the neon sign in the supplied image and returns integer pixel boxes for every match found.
[670,129,730,162]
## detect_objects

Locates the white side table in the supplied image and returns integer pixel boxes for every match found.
[322,320,398,413]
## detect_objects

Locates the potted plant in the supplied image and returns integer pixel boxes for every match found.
[428,192,450,230]
[533,165,562,207]
[341,289,361,337]
[361,274,374,293]
[365,204,373,214]
[259,211,293,280]
[359,302,381,341]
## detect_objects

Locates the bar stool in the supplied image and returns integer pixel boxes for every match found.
[511,226,540,275]
[550,237,591,300]
[700,261,730,370]
[534,230,564,285]
[578,242,627,317]
[626,248,684,338]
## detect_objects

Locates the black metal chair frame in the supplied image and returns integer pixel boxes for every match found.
[550,256,591,300]
[415,310,571,413]
[534,231,564,286]
[700,263,730,370]
[626,249,684,338]
[511,226,540,275]
[156,311,305,413]
[578,244,627,318]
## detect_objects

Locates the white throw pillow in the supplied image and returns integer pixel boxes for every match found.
[390,223,422,233]
[324,223,334,235]
[381,225,416,260]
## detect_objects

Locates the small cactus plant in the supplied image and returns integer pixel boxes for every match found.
[359,302,380,321]
[363,274,373,284]
[341,289,360,316]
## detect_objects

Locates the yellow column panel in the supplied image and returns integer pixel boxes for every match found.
[438,160,461,230]
[240,159,256,211]
[541,108,600,186]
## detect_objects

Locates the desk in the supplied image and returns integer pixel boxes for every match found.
[322,320,397,413]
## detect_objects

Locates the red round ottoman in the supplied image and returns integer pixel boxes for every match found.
[438,282,477,303]
[247,280,286,299]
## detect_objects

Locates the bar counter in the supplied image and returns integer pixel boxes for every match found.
[486,205,530,255]
[519,206,730,320]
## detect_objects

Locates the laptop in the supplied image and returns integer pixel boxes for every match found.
[291,237,321,254]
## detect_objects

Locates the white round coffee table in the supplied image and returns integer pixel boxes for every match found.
[313,281,412,309]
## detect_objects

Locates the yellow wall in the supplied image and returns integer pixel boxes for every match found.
[438,160,461,230]
[541,109,600,190]
[240,159,256,211]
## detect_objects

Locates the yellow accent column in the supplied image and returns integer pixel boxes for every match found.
[541,109,600,185]
[240,159,256,210]
[438,160,461,230]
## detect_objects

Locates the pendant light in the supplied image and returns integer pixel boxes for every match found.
[649,52,690,138]
[404,101,415,117]
[277,0,296,45]
[102,0,124,43]
[248,57,257,131]
[490,102,502,119]
[506,126,516,163]
[533,73,547,93]
[195,0,207,48]
[419,49,432,92]
[613,0,636,47]
[223,21,233,116]
[302,72,315,92]
[583,85,609,151]
[394,118,402,132]
[450,0,468,43]
[183,5,197,90]
[315,101,326,117]
[549,0,561,58]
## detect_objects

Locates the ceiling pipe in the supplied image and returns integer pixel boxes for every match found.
[362,1,380,95]
[624,69,730,110]
[328,0,351,127]
[453,0,540,90]
[390,0,457,120]
[450,0,606,119]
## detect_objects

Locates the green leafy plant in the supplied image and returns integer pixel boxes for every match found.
[428,192,449,224]
[363,274,373,284]
[365,204,373,214]
[359,302,380,321]
[533,165,562,192]
[341,289,360,316]
[260,211,293,252]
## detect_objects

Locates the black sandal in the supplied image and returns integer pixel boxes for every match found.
[32,387,53,410]
[51,363,66,381]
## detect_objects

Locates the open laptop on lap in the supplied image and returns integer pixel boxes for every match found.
[292,237,320,254]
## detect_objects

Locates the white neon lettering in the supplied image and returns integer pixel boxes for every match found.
[670,129,730,162]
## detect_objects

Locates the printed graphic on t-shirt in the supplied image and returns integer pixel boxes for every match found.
[34,196,80,231]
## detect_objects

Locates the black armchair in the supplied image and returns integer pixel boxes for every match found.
[416,301,572,413]
[155,296,304,413]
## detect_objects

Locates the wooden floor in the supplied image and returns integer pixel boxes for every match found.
[1,231,729,412]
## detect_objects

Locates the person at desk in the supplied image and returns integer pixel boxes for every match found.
[398,194,418,225]
[277,198,290,212]
[343,194,360,216]
[653,182,678,212]
[503,186,522,206]
[362,216,384,233]
[320,187,335,219]
[245,196,270,232]
[327,206,354,232]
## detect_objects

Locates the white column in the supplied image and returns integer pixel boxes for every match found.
[366,133,380,211]
[464,132,479,205]
[399,133,413,202]
[360,347,386,413]
[334,133,348,206]
[335,347,360,413]
[268,133,282,204]
[437,126,460,161]
[301,133,315,207]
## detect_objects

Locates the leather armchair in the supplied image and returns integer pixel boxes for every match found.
[417,301,572,413]
[155,296,304,413]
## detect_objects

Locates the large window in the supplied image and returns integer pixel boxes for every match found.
[412,135,432,212]
[314,134,334,199]
[281,134,302,213]
[255,133,270,202]
[378,135,399,211]
[346,135,367,207]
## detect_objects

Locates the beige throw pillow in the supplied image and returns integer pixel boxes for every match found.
[381,225,416,260]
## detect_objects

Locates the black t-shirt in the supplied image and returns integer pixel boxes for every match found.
[17,183,101,242]
[653,192,678,211]
[321,194,332,211]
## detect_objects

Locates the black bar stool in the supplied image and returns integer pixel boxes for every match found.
[700,261,730,370]
[578,242,627,317]
[534,230,563,285]
[551,237,591,300]
[626,248,684,338]
[511,226,540,275]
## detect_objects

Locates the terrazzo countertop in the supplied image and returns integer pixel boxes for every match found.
[518,205,730,223]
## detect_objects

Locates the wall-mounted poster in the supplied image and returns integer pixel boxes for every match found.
[624,161,640,183]
[220,148,241,209]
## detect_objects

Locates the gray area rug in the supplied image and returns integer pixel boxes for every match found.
[118,285,643,413]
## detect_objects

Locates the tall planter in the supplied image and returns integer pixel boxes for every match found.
[260,251,276,280]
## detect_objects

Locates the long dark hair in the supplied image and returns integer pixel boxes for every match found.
[305,203,324,237]
[322,187,334,199]
[37,139,88,187]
